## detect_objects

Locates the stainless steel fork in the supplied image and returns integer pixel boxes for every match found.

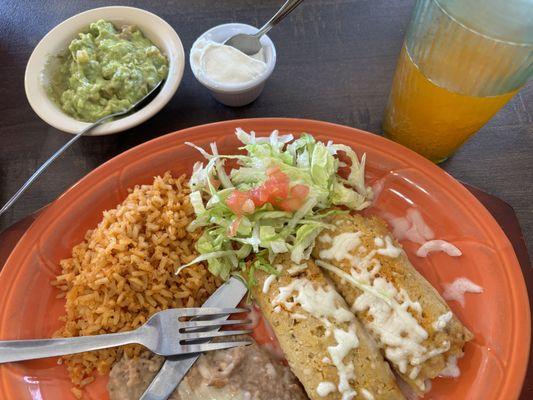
[0,307,251,363]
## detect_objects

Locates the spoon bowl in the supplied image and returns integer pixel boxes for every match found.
[225,33,263,56]
[224,0,304,55]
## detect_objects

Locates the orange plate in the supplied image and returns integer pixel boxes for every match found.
[0,118,529,399]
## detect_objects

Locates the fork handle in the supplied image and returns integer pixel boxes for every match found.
[256,0,304,38]
[0,330,136,363]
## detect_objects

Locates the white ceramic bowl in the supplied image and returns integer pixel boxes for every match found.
[190,23,276,107]
[24,6,185,136]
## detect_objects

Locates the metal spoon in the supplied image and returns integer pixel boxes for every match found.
[0,80,163,218]
[225,0,304,55]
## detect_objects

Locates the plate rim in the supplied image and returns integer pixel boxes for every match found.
[0,117,530,399]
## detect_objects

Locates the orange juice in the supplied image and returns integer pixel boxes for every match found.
[383,45,518,163]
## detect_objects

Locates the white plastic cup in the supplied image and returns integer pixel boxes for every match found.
[190,23,277,107]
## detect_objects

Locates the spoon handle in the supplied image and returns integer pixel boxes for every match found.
[0,115,111,218]
[256,0,304,37]
[0,80,162,218]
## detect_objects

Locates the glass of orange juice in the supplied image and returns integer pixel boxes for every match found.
[383,0,533,163]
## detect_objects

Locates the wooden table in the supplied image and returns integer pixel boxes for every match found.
[0,0,531,398]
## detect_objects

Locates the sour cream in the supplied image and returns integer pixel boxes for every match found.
[191,38,268,86]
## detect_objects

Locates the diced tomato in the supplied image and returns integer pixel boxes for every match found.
[278,197,303,211]
[226,190,251,215]
[250,185,270,207]
[241,199,256,214]
[290,184,310,199]
[226,167,309,214]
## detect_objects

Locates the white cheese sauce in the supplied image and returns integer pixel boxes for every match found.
[442,277,483,307]
[318,227,448,382]
[327,324,359,400]
[439,355,461,378]
[272,278,359,400]
[316,381,337,397]
[360,388,375,400]
[385,208,434,244]
[432,311,453,331]
[375,235,402,258]
[272,278,354,322]
[416,240,462,257]
[287,263,308,276]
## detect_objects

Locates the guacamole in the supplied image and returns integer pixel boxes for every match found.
[47,20,168,122]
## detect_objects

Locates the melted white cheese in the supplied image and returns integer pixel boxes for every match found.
[272,278,354,322]
[273,279,359,400]
[319,233,333,244]
[386,208,434,244]
[262,274,277,294]
[416,240,462,257]
[327,324,359,400]
[318,228,442,381]
[287,263,308,276]
[432,311,453,331]
[360,388,375,400]
[353,277,429,375]
[262,265,283,294]
[439,355,461,378]
[376,236,402,258]
[319,232,362,262]
[443,277,483,307]
[290,313,308,320]
[316,381,337,397]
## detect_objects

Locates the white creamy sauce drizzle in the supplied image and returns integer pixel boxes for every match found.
[262,264,283,294]
[319,229,448,382]
[443,277,483,307]
[272,278,359,399]
[319,233,333,244]
[432,311,453,331]
[317,381,337,397]
[439,355,461,378]
[416,240,462,258]
[287,263,308,276]
[262,274,277,294]
[290,312,308,320]
[360,388,375,400]
[386,208,434,244]
[376,236,402,258]
[272,278,354,322]
[328,325,359,400]
[322,356,331,363]
[319,232,362,262]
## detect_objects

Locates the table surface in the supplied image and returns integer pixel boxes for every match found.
[0,0,531,396]
[1,0,532,254]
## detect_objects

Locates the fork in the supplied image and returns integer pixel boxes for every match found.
[0,307,251,363]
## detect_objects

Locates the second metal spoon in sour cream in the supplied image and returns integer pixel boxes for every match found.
[225,0,304,55]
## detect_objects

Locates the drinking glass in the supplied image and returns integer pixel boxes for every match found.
[383,0,533,163]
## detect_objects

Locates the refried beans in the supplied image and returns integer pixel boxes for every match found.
[108,337,308,400]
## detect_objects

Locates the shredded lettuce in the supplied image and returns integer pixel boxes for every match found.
[178,128,373,285]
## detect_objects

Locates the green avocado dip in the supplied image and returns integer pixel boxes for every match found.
[46,19,168,122]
